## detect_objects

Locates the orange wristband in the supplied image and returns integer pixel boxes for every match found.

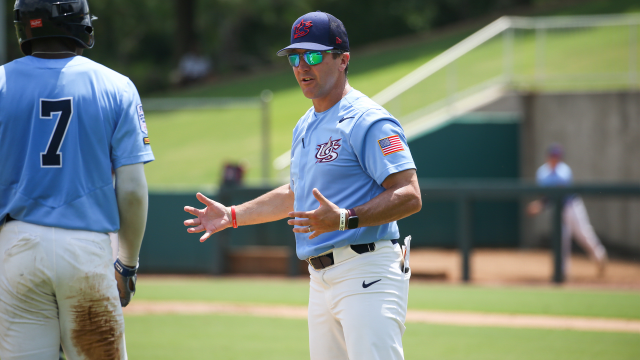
[231,206,238,228]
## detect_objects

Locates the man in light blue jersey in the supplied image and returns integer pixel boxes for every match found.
[0,1,154,358]
[184,11,421,359]
[528,144,607,277]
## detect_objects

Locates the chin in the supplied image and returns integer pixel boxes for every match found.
[301,89,317,99]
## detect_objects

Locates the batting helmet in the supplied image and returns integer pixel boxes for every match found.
[14,0,97,56]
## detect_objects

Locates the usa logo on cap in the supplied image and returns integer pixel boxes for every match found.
[294,19,313,38]
[277,11,350,56]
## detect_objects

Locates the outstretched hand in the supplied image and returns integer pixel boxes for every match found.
[184,192,231,242]
[287,188,340,240]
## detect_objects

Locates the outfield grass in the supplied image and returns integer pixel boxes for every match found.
[143,0,640,186]
[135,277,640,320]
[125,315,309,360]
[124,314,640,360]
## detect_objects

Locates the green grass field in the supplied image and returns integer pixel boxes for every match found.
[143,0,640,186]
[135,277,640,319]
[124,278,640,359]
[125,315,640,360]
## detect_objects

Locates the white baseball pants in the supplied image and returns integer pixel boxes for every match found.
[562,197,607,274]
[308,239,410,360]
[0,221,127,360]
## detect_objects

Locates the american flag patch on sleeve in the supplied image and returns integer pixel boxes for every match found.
[378,135,404,156]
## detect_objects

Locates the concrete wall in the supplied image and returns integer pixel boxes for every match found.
[518,91,640,253]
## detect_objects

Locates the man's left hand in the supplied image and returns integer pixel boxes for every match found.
[288,188,340,240]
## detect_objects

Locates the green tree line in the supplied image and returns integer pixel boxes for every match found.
[3,0,531,94]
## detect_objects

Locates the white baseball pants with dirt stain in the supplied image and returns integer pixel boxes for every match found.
[0,220,127,360]
[307,239,410,360]
[562,197,607,274]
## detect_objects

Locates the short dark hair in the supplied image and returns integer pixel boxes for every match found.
[332,52,349,77]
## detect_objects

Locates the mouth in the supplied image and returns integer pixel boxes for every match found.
[300,77,314,84]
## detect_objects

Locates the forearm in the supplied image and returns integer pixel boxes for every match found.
[234,184,294,226]
[354,172,421,228]
[354,186,421,228]
[115,164,149,267]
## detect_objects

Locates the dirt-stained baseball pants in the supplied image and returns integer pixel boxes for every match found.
[0,220,127,360]
[308,239,410,360]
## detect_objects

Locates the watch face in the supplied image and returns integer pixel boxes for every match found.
[347,216,359,229]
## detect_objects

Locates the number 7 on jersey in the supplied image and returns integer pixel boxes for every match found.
[40,98,73,168]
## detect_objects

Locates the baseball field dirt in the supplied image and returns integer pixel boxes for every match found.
[409,249,640,287]
[123,300,640,333]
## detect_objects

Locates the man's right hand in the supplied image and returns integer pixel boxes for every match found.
[184,192,232,242]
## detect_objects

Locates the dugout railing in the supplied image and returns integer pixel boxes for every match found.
[418,181,640,283]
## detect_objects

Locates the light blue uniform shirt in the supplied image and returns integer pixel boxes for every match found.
[0,56,154,233]
[290,89,416,259]
[536,162,572,187]
[536,161,575,203]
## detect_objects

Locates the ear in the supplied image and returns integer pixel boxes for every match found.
[339,53,350,72]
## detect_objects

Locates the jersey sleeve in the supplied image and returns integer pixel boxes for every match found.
[350,113,416,185]
[111,79,155,169]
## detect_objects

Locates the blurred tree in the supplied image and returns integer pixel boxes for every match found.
[1,0,541,93]
[175,0,197,57]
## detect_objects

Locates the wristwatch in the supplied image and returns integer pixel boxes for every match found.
[346,208,359,230]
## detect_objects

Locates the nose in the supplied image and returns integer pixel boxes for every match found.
[298,55,311,71]
[297,58,311,71]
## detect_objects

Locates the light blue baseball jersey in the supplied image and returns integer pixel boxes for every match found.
[536,162,572,187]
[290,89,416,259]
[536,161,575,204]
[0,56,154,233]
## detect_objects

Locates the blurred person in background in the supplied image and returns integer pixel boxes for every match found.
[527,144,608,277]
[172,44,212,86]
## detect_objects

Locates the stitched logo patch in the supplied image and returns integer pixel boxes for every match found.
[143,137,150,145]
[315,137,341,163]
[30,19,43,28]
[336,37,342,44]
[293,19,313,39]
[378,135,404,156]
[137,104,148,134]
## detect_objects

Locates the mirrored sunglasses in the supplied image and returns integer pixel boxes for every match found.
[287,50,344,67]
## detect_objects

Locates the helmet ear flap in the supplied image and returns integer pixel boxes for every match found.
[20,41,32,56]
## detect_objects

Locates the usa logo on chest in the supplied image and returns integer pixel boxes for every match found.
[315,137,341,163]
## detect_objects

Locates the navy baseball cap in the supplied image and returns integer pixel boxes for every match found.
[277,11,349,56]
[548,143,564,157]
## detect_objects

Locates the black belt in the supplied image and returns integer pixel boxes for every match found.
[307,240,398,271]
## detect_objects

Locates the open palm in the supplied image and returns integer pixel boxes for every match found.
[184,192,231,242]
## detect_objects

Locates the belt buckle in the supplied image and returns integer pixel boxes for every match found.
[306,256,318,271]
[306,250,334,271]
